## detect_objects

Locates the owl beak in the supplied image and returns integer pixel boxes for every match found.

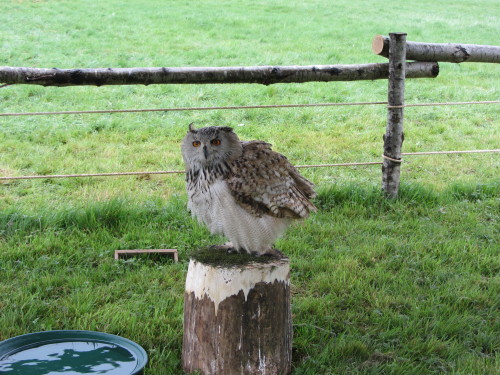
[203,145,209,159]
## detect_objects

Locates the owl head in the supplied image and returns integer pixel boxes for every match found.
[181,124,243,169]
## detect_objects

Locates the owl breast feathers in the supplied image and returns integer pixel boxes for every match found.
[181,125,316,256]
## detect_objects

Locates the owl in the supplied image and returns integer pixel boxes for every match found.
[181,124,316,256]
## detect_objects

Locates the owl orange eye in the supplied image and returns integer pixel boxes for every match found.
[192,141,201,147]
[211,139,221,146]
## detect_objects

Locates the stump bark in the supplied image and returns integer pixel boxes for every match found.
[182,252,292,375]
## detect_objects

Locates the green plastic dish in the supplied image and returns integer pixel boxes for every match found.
[0,330,148,375]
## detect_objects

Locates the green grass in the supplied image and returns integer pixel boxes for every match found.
[1,184,498,374]
[1,0,499,374]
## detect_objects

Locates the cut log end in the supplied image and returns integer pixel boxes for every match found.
[182,251,292,375]
[372,34,389,57]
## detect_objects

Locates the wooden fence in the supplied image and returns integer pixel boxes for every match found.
[1,32,499,197]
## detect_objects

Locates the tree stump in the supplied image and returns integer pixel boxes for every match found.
[182,249,292,375]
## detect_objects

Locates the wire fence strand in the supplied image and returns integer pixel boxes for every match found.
[0,102,388,117]
[1,150,498,181]
[0,100,499,117]
[387,100,500,108]
[402,149,500,155]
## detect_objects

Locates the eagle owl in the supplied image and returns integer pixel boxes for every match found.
[181,124,316,256]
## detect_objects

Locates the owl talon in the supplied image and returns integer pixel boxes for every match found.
[209,243,239,254]
[257,248,284,258]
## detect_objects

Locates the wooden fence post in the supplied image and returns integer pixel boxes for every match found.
[382,32,407,198]
[182,250,292,375]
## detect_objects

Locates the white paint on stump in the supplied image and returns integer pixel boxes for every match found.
[185,258,290,315]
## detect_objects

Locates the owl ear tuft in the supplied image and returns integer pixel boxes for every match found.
[188,123,197,133]
[219,126,233,133]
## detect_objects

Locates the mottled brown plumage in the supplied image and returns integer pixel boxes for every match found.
[181,125,316,256]
[227,141,316,219]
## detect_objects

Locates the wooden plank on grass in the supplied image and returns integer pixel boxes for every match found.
[114,249,178,262]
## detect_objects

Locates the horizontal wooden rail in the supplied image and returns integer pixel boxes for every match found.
[0,62,438,87]
[372,35,500,63]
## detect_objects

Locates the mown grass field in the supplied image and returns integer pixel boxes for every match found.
[1,0,499,374]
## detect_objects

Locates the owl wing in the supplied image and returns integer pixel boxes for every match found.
[226,141,317,219]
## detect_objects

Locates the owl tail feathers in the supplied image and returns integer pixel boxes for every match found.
[289,174,317,218]
[278,187,317,219]
[303,197,318,215]
[297,196,318,218]
[290,168,316,195]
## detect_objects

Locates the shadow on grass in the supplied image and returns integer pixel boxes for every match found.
[1,181,498,239]
[0,196,189,238]
[314,181,499,211]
